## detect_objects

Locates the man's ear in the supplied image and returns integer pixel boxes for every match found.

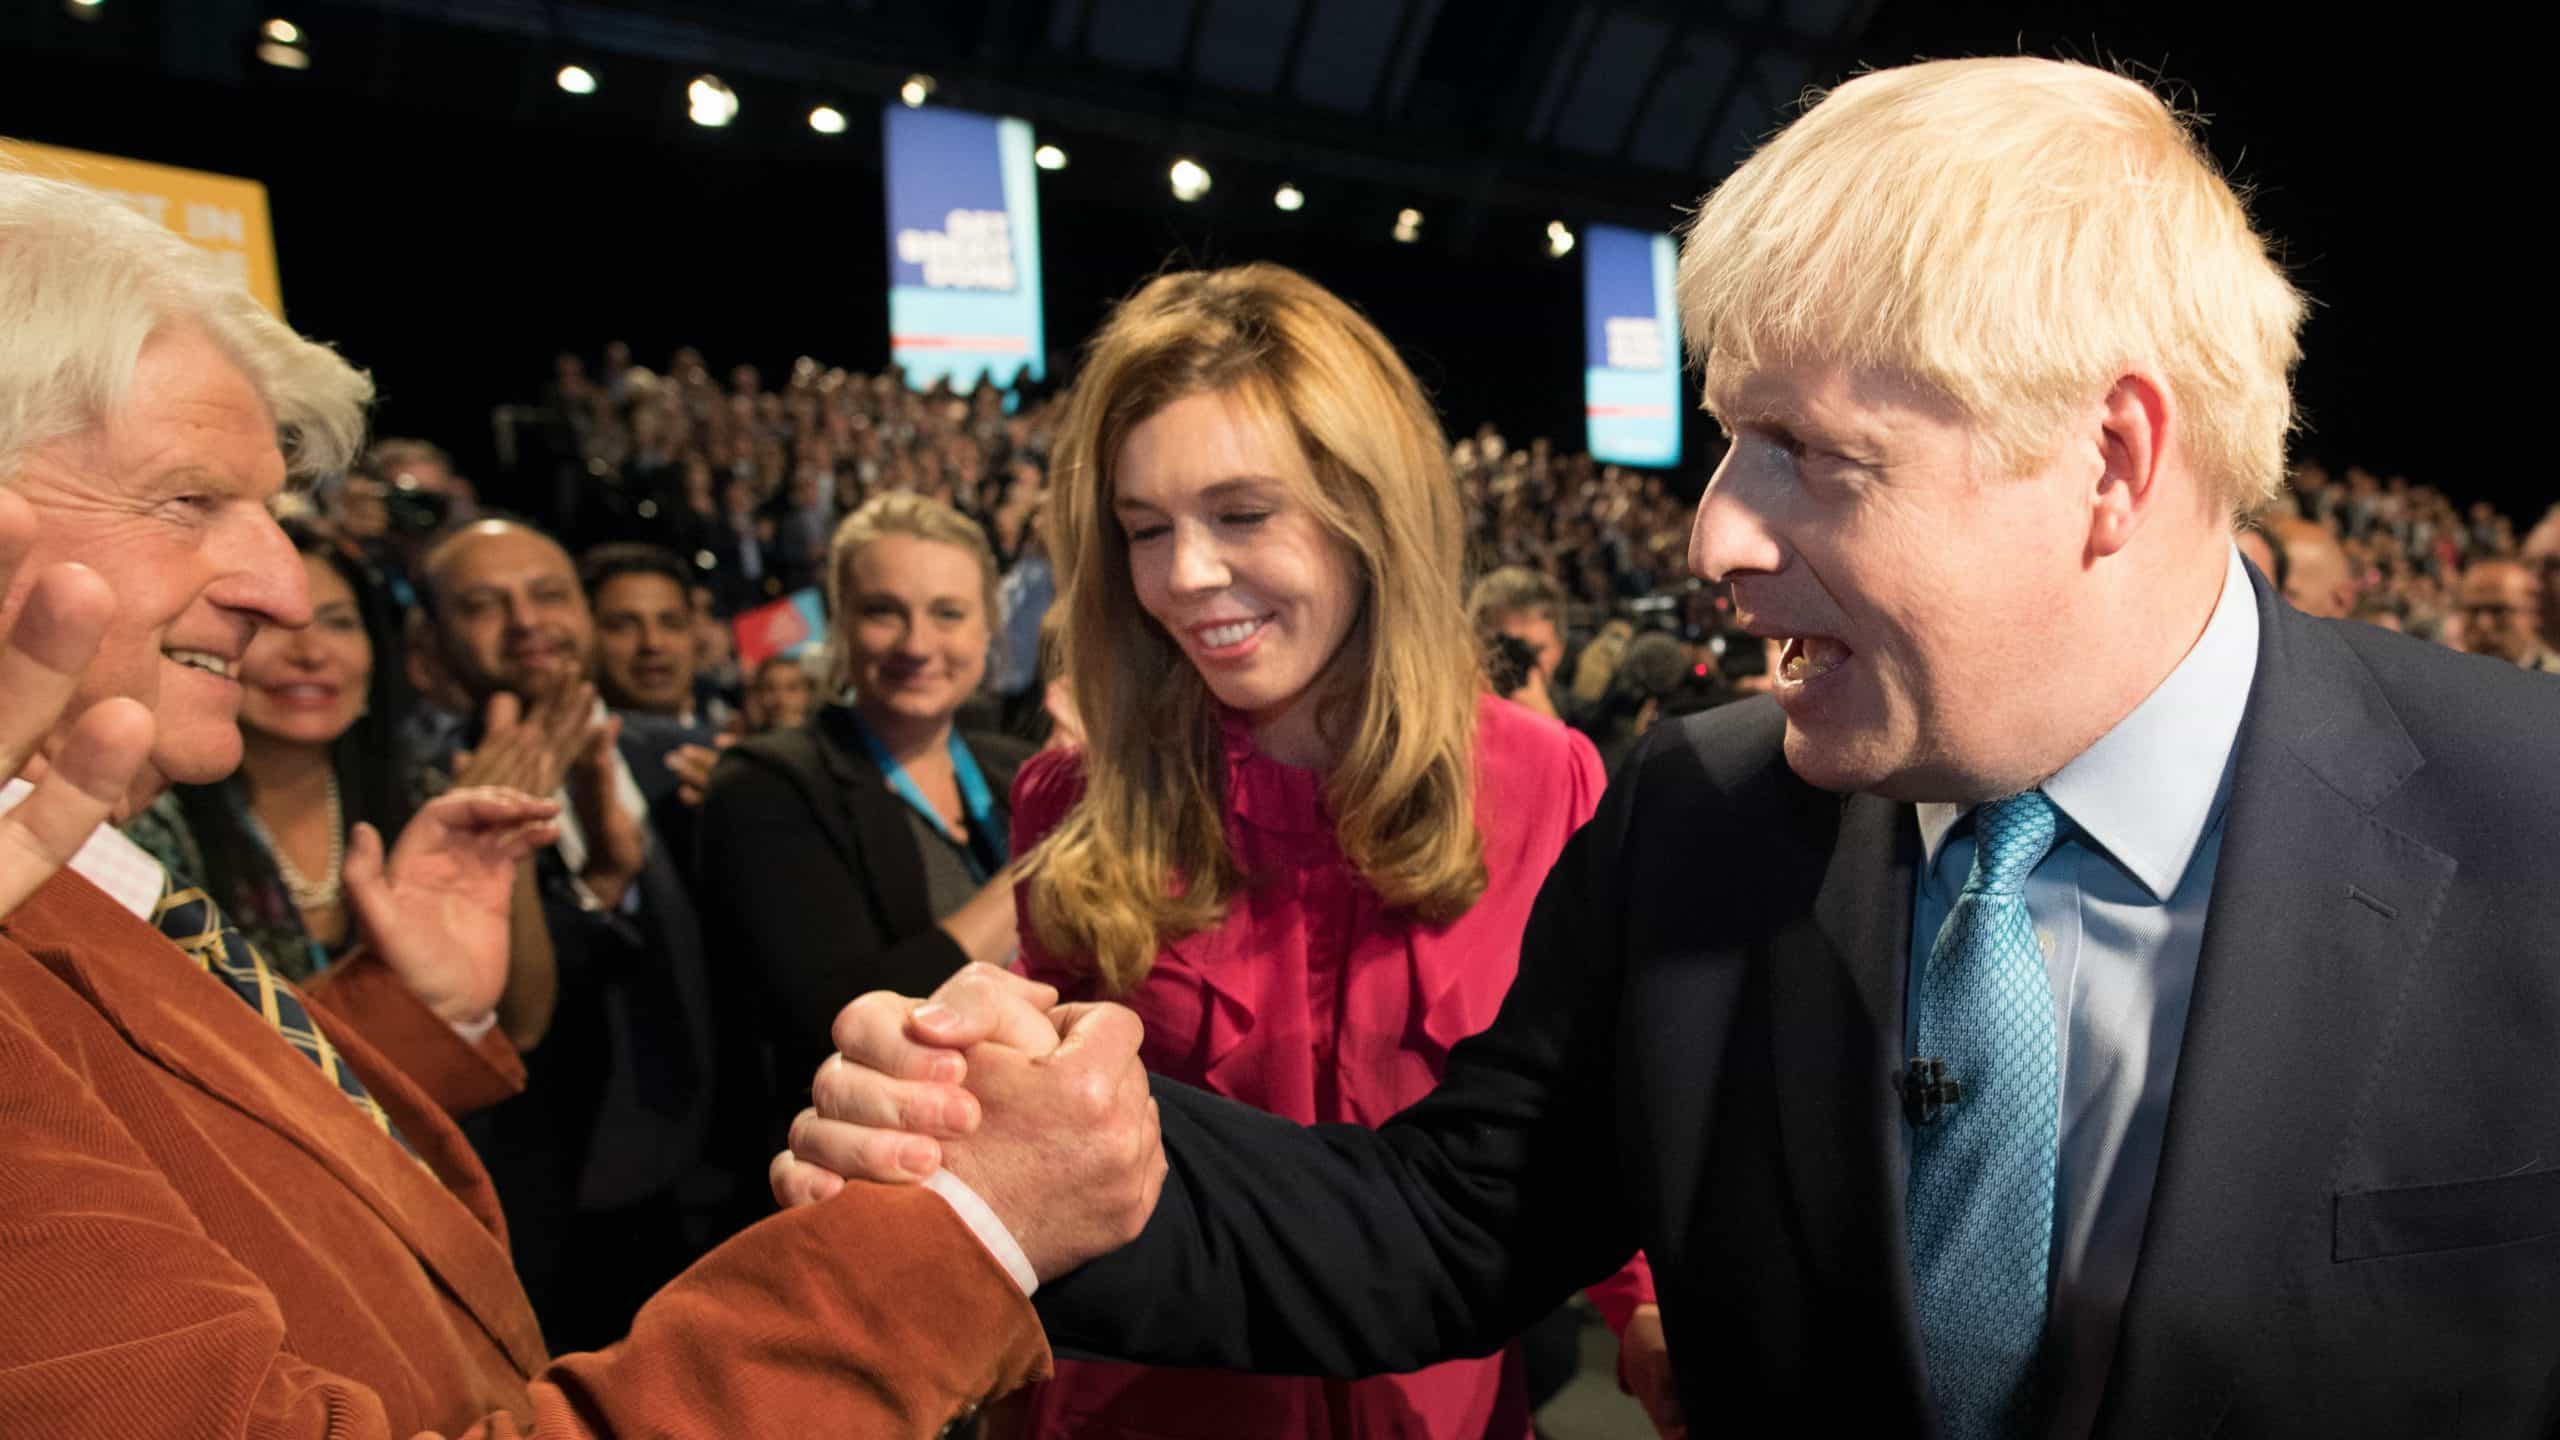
[2087,373,2172,560]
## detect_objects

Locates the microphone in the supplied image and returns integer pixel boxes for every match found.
[1895,1057,1961,1126]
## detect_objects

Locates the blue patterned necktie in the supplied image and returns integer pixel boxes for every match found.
[1906,790,2063,1440]
[152,880,414,1156]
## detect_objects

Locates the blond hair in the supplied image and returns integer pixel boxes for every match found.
[822,490,1004,695]
[1033,263,1485,993]
[0,166,371,486]
[1678,57,2305,514]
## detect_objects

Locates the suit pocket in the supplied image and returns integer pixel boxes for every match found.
[2332,1166,2560,1262]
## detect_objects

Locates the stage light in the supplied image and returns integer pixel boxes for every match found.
[1393,207,1423,244]
[65,0,106,20]
[256,40,310,70]
[1274,183,1305,212]
[1546,220,1576,258]
[809,105,847,135]
[1034,144,1068,171]
[261,18,300,45]
[900,74,935,108]
[688,74,739,128]
[1169,158,1212,202]
[556,64,598,96]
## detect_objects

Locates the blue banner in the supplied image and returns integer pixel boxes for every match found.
[1582,224,1682,468]
[884,106,1047,392]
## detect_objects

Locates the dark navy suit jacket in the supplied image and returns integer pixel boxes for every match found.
[1035,570,2560,1438]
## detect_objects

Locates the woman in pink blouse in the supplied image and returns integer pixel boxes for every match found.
[1003,263,1668,1439]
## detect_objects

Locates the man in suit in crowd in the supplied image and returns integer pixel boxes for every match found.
[418,517,739,1347]
[783,58,2560,1439]
[0,165,1155,1434]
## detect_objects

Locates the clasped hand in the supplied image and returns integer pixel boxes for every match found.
[771,963,1167,1285]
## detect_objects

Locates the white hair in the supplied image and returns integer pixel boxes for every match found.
[0,164,372,486]
[1680,58,2306,515]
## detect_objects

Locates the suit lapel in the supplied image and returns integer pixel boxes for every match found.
[816,707,940,938]
[1766,783,1935,1421]
[2098,591,2454,1437]
[13,872,549,1375]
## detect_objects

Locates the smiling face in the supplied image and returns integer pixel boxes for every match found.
[1689,362,2111,802]
[1,325,312,811]
[239,552,372,747]
[840,533,990,732]
[592,568,696,717]
[1112,390,1364,765]
[425,523,594,703]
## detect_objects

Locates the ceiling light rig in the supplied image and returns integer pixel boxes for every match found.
[809,105,847,135]
[1033,144,1069,171]
[1546,220,1576,258]
[1274,183,1305,212]
[688,74,739,128]
[1393,207,1424,244]
[556,64,598,96]
[255,16,309,69]
[1169,158,1212,203]
[900,73,936,108]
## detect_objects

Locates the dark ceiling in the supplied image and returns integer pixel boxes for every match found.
[12,0,1883,247]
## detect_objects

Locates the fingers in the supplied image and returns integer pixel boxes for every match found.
[830,991,972,1084]
[425,786,565,827]
[0,696,153,915]
[339,820,391,947]
[479,689,524,738]
[769,1148,846,1209]
[1,561,120,766]
[810,1051,980,1136]
[907,962,1063,1057]
[786,1107,941,1184]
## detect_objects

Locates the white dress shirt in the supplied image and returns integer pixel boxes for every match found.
[1910,546,2260,1438]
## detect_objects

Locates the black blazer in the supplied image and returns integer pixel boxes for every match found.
[1034,571,2560,1438]
[694,704,1034,1109]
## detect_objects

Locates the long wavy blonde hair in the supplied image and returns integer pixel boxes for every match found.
[1029,263,1486,993]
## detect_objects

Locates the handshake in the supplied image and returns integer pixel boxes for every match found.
[769,963,1170,1286]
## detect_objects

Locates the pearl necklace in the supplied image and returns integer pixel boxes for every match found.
[245,771,344,912]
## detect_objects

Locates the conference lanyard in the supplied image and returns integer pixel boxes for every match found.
[852,718,1008,884]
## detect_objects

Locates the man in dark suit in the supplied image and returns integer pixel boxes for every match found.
[782,57,2560,1439]
[420,519,725,1349]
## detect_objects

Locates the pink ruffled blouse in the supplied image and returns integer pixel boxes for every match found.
[1007,693,1655,1440]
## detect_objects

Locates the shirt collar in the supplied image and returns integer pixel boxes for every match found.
[0,778,172,919]
[1916,545,2260,902]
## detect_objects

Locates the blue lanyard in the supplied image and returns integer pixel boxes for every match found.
[852,718,1008,884]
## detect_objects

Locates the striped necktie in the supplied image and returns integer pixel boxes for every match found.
[1906,789,2064,1440]
[152,880,413,1156]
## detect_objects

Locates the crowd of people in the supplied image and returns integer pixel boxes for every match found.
[4,50,2556,1440]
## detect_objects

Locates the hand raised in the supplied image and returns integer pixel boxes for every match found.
[344,785,560,1023]
[0,491,156,921]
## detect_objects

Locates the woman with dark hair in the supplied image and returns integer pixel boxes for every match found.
[124,516,555,1044]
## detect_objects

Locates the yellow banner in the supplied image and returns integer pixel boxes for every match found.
[1,138,284,317]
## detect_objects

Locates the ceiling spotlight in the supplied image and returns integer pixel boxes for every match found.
[1033,143,1069,171]
[1546,219,1576,258]
[687,74,739,128]
[556,64,598,96]
[809,105,848,135]
[261,17,300,45]
[1274,183,1305,212]
[255,40,310,70]
[1393,207,1424,244]
[65,0,107,20]
[900,73,935,108]
[1169,158,1212,202]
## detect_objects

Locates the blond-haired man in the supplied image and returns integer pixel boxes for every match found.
[789,57,2560,1440]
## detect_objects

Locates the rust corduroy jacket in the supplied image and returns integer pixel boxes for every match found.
[0,867,1049,1437]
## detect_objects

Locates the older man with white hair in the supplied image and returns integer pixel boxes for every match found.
[784,57,2560,1440]
[0,168,1110,1434]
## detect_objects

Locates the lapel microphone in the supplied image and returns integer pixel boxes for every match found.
[1895,1057,1961,1126]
